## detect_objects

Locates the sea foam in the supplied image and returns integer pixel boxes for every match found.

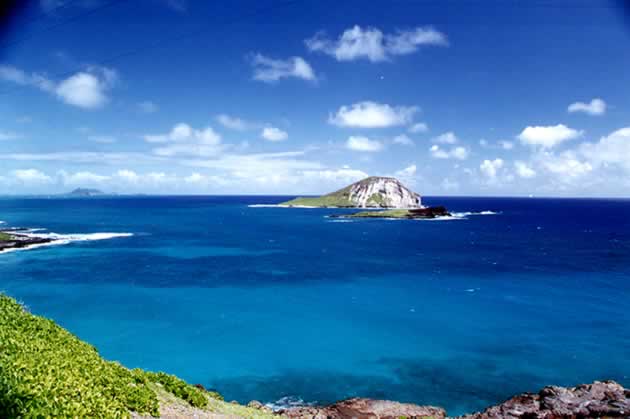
[1,231,133,254]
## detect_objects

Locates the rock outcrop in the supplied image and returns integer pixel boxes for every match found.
[280,177,422,208]
[278,398,446,419]
[275,381,629,419]
[459,380,630,419]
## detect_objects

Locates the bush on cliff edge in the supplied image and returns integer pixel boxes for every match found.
[0,295,212,418]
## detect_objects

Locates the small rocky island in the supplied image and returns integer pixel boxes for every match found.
[281,176,451,219]
[0,229,54,253]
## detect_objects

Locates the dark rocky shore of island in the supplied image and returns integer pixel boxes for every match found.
[0,229,55,252]
[332,206,452,219]
[262,380,630,418]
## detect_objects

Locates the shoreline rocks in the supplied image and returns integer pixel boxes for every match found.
[333,206,451,219]
[0,231,55,253]
[272,381,629,419]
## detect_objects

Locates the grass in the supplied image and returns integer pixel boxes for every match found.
[349,209,412,218]
[0,232,13,241]
[0,294,273,418]
[280,195,354,207]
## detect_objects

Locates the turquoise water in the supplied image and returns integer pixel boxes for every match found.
[0,196,629,415]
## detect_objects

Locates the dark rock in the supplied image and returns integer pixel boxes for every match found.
[458,380,630,418]
[0,232,54,253]
[408,206,451,218]
[279,397,446,418]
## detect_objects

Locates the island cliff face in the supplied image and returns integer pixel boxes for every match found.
[281,176,422,208]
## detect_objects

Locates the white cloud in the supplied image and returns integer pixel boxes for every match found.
[261,126,288,142]
[540,152,593,178]
[216,114,251,131]
[518,124,583,148]
[56,67,117,109]
[514,161,536,178]
[346,136,383,152]
[144,123,223,157]
[499,140,514,150]
[11,169,52,184]
[58,170,110,185]
[329,101,417,128]
[302,168,368,183]
[395,164,416,177]
[305,25,447,62]
[430,144,468,160]
[138,101,158,113]
[408,122,428,133]
[432,131,458,144]
[392,134,413,146]
[568,98,606,116]
[251,54,316,83]
[480,158,504,178]
[579,127,630,171]
[0,65,116,109]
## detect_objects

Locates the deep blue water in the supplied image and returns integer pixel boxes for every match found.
[0,196,629,415]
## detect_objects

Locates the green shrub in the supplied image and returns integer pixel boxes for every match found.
[0,294,221,418]
[143,372,211,408]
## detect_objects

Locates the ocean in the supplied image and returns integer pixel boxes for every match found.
[0,196,628,415]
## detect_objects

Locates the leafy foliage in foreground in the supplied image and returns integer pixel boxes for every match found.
[0,295,218,418]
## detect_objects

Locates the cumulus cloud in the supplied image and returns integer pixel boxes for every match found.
[514,161,536,178]
[395,164,416,177]
[392,134,413,146]
[261,126,288,142]
[11,169,52,184]
[430,144,468,160]
[0,65,117,109]
[408,122,428,133]
[305,25,448,62]
[302,168,369,183]
[578,127,630,171]
[499,140,514,150]
[480,158,504,178]
[216,114,252,131]
[144,123,223,157]
[346,136,383,152]
[518,124,583,148]
[250,54,316,83]
[432,131,458,144]
[539,152,593,178]
[568,98,606,116]
[57,170,110,185]
[329,101,417,128]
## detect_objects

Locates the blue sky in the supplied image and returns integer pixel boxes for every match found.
[1,0,629,196]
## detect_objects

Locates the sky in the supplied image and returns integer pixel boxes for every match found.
[0,0,629,196]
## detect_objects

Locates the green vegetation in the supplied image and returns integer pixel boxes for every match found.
[0,294,274,418]
[280,185,355,207]
[0,232,13,241]
[349,209,412,218]
[366,193,389,207]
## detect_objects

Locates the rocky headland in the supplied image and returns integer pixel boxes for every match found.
[0,229,55,253]
[280,177,423,208]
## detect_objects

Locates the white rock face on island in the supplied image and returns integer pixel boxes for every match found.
[280,176,422,208]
